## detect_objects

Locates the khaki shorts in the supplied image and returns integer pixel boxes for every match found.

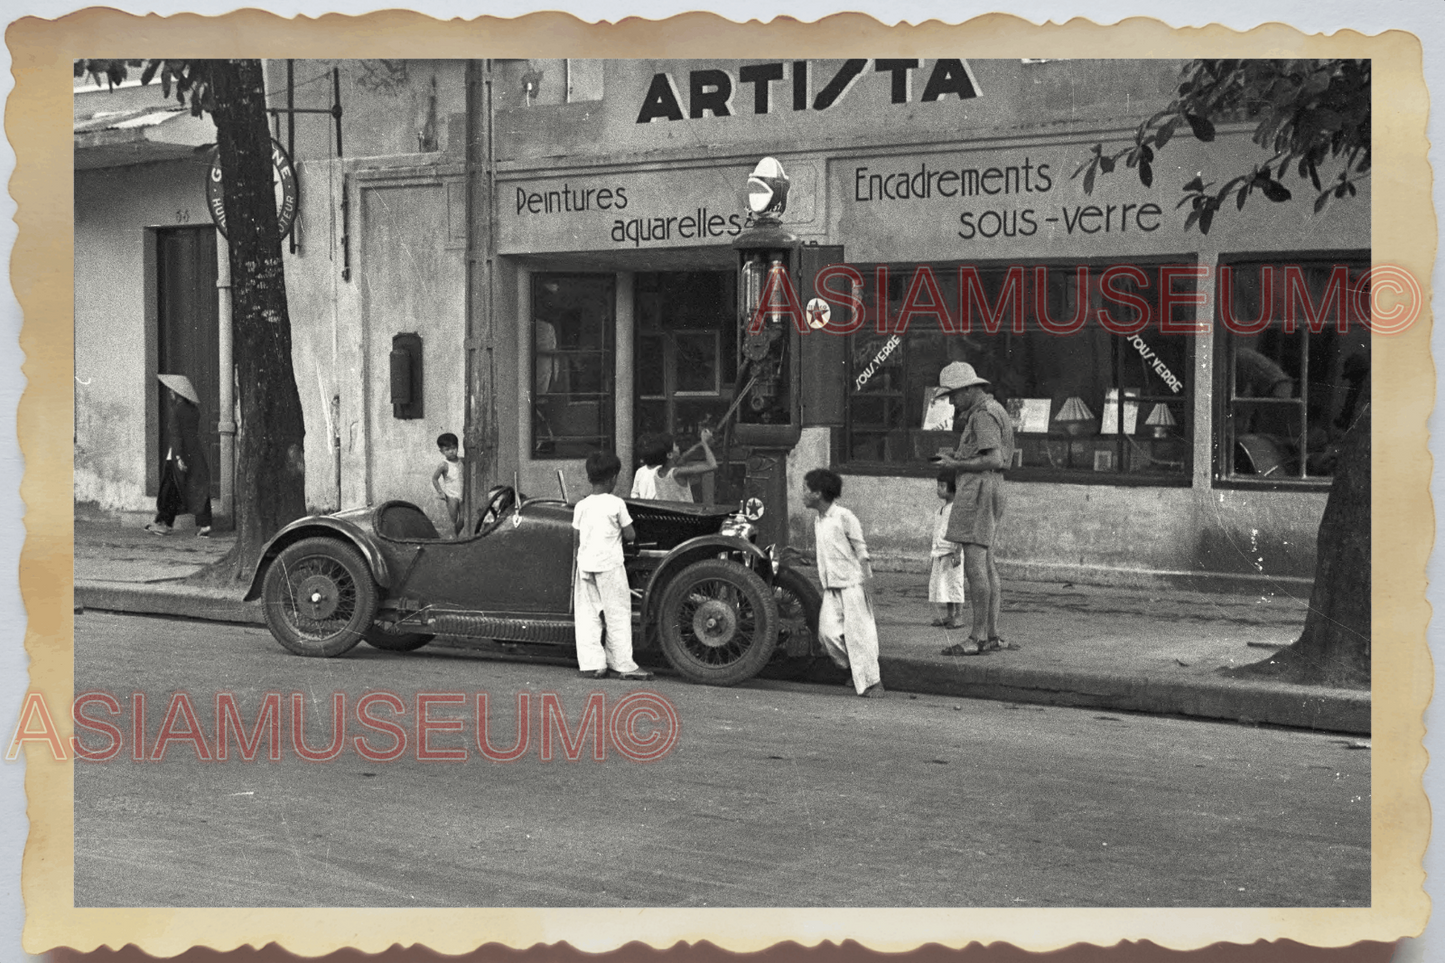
[945,471,1006,548]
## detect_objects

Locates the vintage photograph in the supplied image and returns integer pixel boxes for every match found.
[21,10,1429,951]
[69,52,1377,908]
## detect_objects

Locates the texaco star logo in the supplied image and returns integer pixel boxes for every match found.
[805,298,831,330]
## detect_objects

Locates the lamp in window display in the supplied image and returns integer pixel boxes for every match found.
[1144,403,1177,438]
[1054,396,1095,436]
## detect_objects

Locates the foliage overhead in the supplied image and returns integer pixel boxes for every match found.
[75,59,216,115]
[1073,59,1371,234]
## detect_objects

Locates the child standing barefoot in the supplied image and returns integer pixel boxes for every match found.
[431,433,466,537]
[929,469,967,628]
[802,468,884,698]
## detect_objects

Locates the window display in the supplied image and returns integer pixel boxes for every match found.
[842,261,1194,480]
[1216,256,1370,482]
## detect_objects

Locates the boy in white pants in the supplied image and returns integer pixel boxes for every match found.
[572,451,653,681]
[801,468,884,698]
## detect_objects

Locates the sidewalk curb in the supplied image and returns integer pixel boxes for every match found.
[880,655,1369,734]
[76,580,1368,735]
[76,582,264,626]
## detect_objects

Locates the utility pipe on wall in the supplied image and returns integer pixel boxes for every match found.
[215,234,236,520]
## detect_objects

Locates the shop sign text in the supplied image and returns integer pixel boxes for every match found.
[637,59,980,123]
[850,155,1163,243]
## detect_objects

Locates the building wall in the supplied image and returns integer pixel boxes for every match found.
[489,58,1369,585]
[74,158,213,511]
[74,60,1367,587]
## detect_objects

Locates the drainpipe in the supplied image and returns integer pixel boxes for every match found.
[215,233,236,521]
[463,60,497,512]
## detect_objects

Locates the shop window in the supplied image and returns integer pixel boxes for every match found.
[532,273,615,459]
[1216,256,1370,483]
[634,271,737,444]
[841,260,1195,482]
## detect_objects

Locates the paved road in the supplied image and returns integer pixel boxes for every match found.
[73,612,1370,907]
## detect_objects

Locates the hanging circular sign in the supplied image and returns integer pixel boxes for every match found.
[205,139,300,240]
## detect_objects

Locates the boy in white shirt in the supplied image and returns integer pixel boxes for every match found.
[801,468,884,698]
[572,451,653,681]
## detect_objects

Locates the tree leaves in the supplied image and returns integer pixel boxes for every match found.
[1185,112,1215,142]
[1073,58,1368,233]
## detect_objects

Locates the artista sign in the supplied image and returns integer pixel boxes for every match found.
[636,59,981,123]
[206,140,300,241]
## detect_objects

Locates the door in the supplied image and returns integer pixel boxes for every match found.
[633,271,737,501]
[155,226,220,498]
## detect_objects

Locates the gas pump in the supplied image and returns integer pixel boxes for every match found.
[724,159,796,550]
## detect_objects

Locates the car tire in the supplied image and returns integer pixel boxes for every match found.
[261,537,378,657]
[362,626,435,652]
[759,566,823,682]
[657,558,778,686]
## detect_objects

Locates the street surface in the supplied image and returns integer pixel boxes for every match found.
[74,612,1369,907]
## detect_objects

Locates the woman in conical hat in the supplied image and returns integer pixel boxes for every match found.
[146,374,213,537]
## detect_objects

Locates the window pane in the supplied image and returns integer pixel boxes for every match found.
[533,274,613,459]
[842,262,1191,480]
[637,334,664,398]
[1220,259,1369,481]
[674,332,719,394]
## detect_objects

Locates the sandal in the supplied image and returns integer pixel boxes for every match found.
[940,639,983,656]
[989,637,1021,651]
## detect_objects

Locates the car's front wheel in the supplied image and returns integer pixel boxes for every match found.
[759,566,823,681]
[657,559,778,686]
[261,537,377,657]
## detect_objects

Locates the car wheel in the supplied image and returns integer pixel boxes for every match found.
[657,558,778,686]
[261,537,378,657]
[362,625,435,652]
[759,566,823,681]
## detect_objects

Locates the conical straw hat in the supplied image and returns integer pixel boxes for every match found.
[157,374,199,405]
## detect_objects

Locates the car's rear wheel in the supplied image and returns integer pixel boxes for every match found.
[760,566,823,681]
[657,559,778,686]
[362,625,435,652]
[262,537,377,657]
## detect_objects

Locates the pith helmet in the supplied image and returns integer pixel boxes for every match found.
[934,361,990,399]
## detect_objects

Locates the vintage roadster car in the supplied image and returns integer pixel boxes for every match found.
[243,486,822,687]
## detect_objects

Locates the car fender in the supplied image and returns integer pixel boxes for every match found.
[640,535,771,620]
[242,517,393,601]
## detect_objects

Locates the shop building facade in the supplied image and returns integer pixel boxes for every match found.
[75,58,1369,587]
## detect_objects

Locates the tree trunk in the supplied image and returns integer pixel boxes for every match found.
[208,59,307,581]
[1236,385,1371,687]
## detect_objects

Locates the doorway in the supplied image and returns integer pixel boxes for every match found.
[155,226,220,498]
[634,271,737,500]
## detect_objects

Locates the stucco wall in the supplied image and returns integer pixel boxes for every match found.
[830,471,1325,582]
[74,159,211,511]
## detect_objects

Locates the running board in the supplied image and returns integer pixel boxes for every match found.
[421,613,575,645]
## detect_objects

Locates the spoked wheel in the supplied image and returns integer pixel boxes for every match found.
[362,625,435,652]
[657,559,778,686]
[261,537,378,657]
[759,566,824,681]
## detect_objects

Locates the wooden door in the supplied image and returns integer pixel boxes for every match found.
[156,226,220,497]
